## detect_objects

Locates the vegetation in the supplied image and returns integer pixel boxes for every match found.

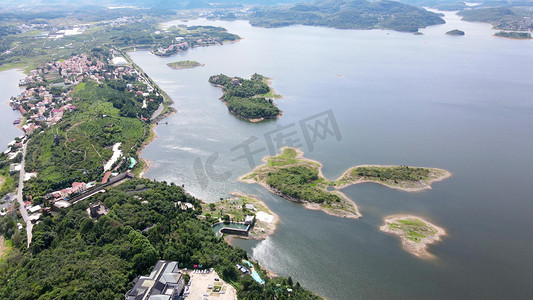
[24,80,151,204]
[335,165,450,191]
[0,179,320,299]
[267,166,340,204]
[248,0,445,32]
[351,166,430,182]
[167,60,204,70]
[241,148,359,218]
[446,29,465,36]
[458,7,533,31]
[388,218,437,242]
[209,73,281,121]
[494,31,531,39]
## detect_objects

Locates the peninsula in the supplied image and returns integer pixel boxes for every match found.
[167,60,204,70]
[201,192,279,240]
[209,73,282,122]
[494,31,532,40]
[240,148,361,218]
[240,147,451,218]
[335,165,451,192]
[380,215,446,259]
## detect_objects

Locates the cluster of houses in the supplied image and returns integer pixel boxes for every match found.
[153,35,222,56]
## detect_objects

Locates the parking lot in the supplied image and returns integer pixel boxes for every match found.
[183,268,236,300]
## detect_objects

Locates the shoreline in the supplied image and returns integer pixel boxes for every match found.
[380,214,446,259]
[227,192,280,241]
[335,165,452,191]
[239,147,361,219]
[209,77,283,123]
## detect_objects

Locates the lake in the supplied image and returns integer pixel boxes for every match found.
[0,69,24,150]
[129,10,533,299]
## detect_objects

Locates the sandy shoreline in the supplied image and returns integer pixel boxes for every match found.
[380,214,446,259]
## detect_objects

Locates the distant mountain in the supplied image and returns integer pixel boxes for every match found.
[248,0,445,32]
[0,0,303,9]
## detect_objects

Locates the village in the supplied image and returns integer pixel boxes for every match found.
[2,49,164,228]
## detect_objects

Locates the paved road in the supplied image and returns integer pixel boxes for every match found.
[15,142,32,248]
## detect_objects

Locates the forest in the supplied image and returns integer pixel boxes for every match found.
[352,166,431,182]
[266,166,341,204]
[0,179,321,300]
[248,0,445,32]
[209,73,281,121]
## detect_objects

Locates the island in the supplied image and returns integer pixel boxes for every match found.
[494,31,532,39]
[335,165,451,192]
[240,147,361,218]
[167,60,204,70]
[380,215,446,259]
[240,147,451,218]
[209,73,282,122]
[446,29,465,36]
[201,192,279,240]
[248,0,445,33]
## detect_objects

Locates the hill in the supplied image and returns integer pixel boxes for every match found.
[248,0,445,32]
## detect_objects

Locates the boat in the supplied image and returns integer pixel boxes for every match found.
[13,119,21,125]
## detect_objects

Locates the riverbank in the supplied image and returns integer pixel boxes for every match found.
[380,215,446,259]
[239,147,361,219]
[335,165,451,192]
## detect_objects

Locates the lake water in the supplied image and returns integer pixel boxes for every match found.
[129,10,533,299]
[0,69,24,150]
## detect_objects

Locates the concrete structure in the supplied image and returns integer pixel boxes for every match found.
[87,202,109,220]
[125,260,185,300]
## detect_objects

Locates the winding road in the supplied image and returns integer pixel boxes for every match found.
[15,142,32,248]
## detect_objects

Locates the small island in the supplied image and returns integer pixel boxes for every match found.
[240,147,361,218]
[494,31,532,39]
[209,73,282,122]
[240,147,451,219]
[380,215,446,259]
[446,29,465,36]
[335,165,451,192]
[167,60,204,70]
[201,192,279,240]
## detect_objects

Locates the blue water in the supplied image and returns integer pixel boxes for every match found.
[131,10,533,300]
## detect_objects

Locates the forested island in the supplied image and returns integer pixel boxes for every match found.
[380,215,446,259]
[248,0,445,33]
[446,29,465,36]
[241,147,451,218]
[240,148,361,218]
[335,165,451,191]
[494,31,532,39]
[167,60,204,69]
[209,73,282,122]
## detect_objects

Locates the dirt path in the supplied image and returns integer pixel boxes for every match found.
[0,236,6,257]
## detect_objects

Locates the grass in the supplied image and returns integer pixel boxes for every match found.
[0,237,13,263]
[389,218,437,243]
[267,148,299,166]
[166,60,204,70]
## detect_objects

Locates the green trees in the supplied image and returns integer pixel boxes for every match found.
[209,73,281,121]
[353,166,430,181]
[266,166,340,204]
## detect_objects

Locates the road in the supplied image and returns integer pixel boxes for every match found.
[15,142,32,248]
